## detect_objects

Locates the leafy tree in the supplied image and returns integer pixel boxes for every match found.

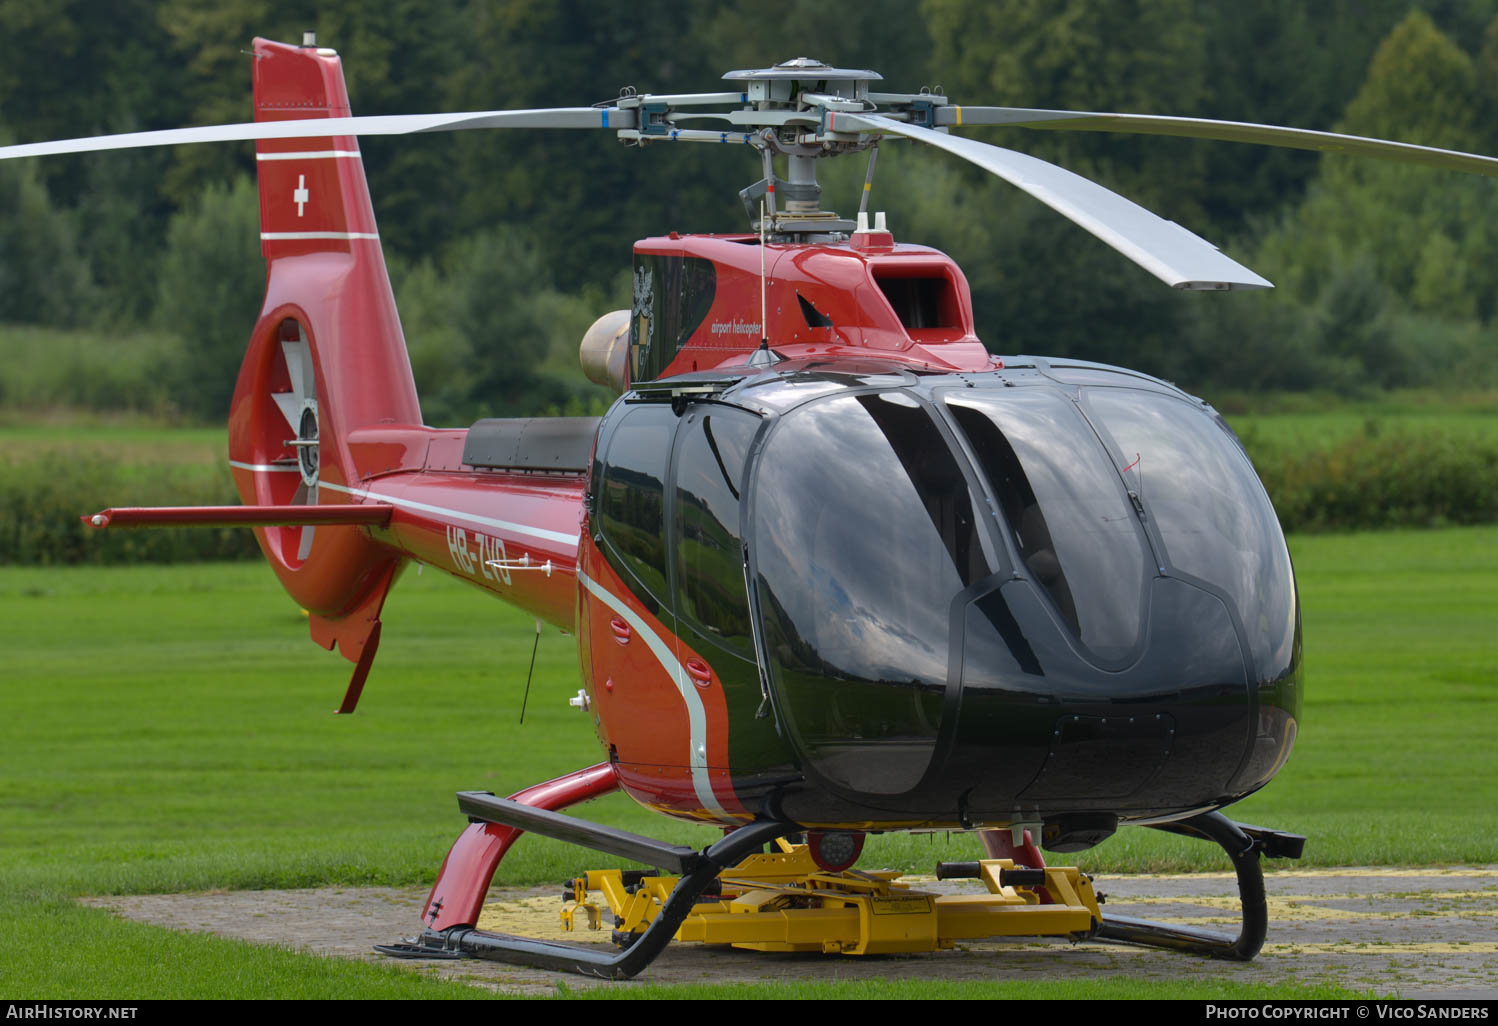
[6,0,1498,412]
[155,175,264,420]
[1338,8,1485,152]
[154,0,282,207]
[885,0,1212,369]
[1294,9,1498,317]
[395,226,616,424]
[72,143,175,327]
[0,0,190,203]
[699,0,932,76]
[924,0,1210,207]
[0,152,96,325]
[1197,9,1498,392]
[1195,1,1415,235]
[436,0,747,288]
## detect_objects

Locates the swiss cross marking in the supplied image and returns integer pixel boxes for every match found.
[293,174,309,217]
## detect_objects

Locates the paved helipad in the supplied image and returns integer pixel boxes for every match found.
[82,867,1498,997]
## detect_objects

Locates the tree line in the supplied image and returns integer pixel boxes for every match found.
[1,0,1495,423]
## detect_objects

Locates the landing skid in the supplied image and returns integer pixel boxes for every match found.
[1096,811,1306,961]
[376,771,1304,978]
[376,792,795,979]
[559,813,1303,962]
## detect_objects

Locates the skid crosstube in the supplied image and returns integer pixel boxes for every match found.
[378,790,797,979]
[1096,810,1306,961]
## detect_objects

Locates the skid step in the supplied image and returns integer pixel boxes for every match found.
[372,940,463,960]
[456,790,699,874]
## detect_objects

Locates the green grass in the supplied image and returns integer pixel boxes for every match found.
[1,896,507,999]
[0,419,227,487]
[1236,409,1498,446]
[1212,389,1498,489]
[0,422,257,565]
[0,420,225,461]
[1208,387,1498,419]
[1235,527,1498,862]
[1235,410,1498,455]
[0,528,1493,997]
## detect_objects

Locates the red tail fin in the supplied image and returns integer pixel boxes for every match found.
[228,38,419,695]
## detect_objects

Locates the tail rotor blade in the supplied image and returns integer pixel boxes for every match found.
[297,484,319,562]
[273,391,302,435]
[280,333,315,405]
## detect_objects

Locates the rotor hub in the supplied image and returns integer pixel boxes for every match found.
[296,399,319,487]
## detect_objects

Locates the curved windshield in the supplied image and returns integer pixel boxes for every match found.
[945,389,1148,663]
[1085,389,1297,682]
[752,391,987,794]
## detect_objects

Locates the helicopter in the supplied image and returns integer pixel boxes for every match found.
[8,34,1497,980]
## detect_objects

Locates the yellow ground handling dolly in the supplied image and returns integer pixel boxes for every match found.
[560,838,1103,955]
[388,796,1300,975]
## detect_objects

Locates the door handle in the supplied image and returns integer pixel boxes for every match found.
[609,617,632,644]
[685,658,713,687]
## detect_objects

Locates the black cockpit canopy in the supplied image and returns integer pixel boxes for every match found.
[590,360,1300,824]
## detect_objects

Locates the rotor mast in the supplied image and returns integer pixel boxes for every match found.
[726,58,877,237]
[613,57,900,239]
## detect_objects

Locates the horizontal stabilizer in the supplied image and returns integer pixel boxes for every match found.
[83,504,393,529]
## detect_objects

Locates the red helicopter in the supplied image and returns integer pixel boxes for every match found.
[9,35,1496,978]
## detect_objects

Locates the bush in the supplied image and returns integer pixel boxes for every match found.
[1247,426,1498,532]
[0,325,185,416]
[5,407,1495,565]
[0,455,260,565]
[392,228,618,425]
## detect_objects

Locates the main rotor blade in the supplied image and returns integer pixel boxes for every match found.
[836,113,1270,291]
[0,107,635,161]
[935,107,1498,179]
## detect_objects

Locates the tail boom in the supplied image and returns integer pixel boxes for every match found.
[343,424,587,632]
